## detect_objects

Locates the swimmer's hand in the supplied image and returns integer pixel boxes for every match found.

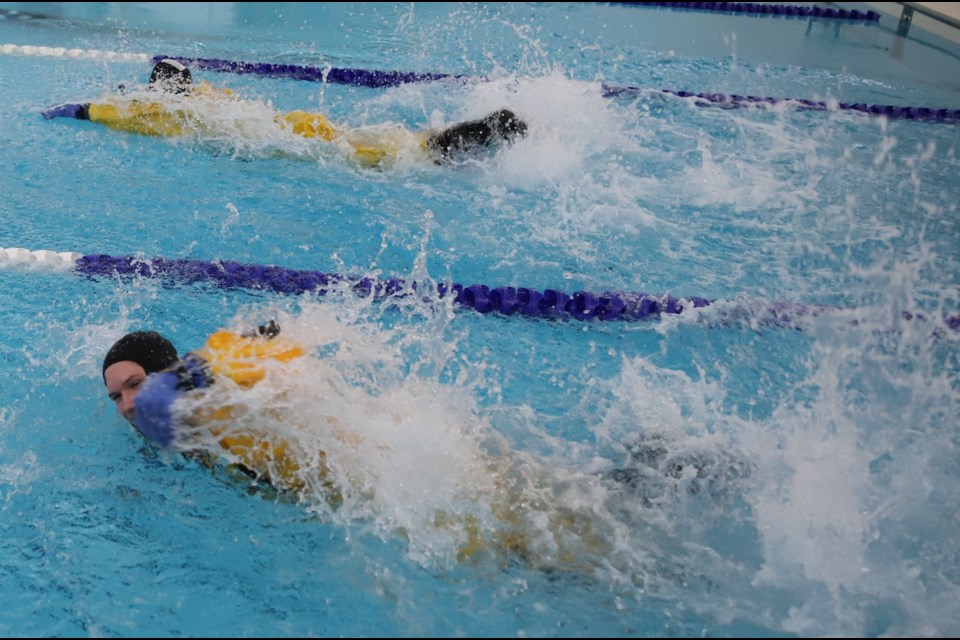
[42,103,90,120]
[133,355,212,447]
[174,353,214,391]
[134,371,180,447]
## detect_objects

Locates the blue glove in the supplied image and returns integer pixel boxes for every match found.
[133,371,181,447]
[134,355,213,447]
[174,353,214,391]
[42,103,90,120]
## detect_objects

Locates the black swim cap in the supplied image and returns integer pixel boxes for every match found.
[149,58,193,94]
[102,331,178,382]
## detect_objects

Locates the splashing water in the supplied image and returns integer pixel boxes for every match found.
[1,3,959,637]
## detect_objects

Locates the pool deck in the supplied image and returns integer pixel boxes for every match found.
[862,2,960,43]
[910,2,960,23]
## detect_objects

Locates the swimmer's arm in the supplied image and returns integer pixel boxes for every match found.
[133,354,213,447]
[42,101,133,124]
[42,80,228,117]
[87,100,190,137]
[42,97,187,137]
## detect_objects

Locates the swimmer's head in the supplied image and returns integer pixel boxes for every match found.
[149,59,193,94]
[103,331,178,424]
[103,331,178,382]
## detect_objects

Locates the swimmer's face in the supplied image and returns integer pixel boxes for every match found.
[104,360,148,424]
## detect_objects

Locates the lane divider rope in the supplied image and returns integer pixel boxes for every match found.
[602,2,881,21]
[5,44,956,124]
[2,247,957,331]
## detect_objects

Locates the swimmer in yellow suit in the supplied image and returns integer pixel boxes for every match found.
[102,324,617,569]
[101,324,318,495]
[46,59,528,168]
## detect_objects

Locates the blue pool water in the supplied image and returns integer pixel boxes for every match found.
[1,2,959,637]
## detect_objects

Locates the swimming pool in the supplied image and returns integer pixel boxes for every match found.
[1,1,958,636]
